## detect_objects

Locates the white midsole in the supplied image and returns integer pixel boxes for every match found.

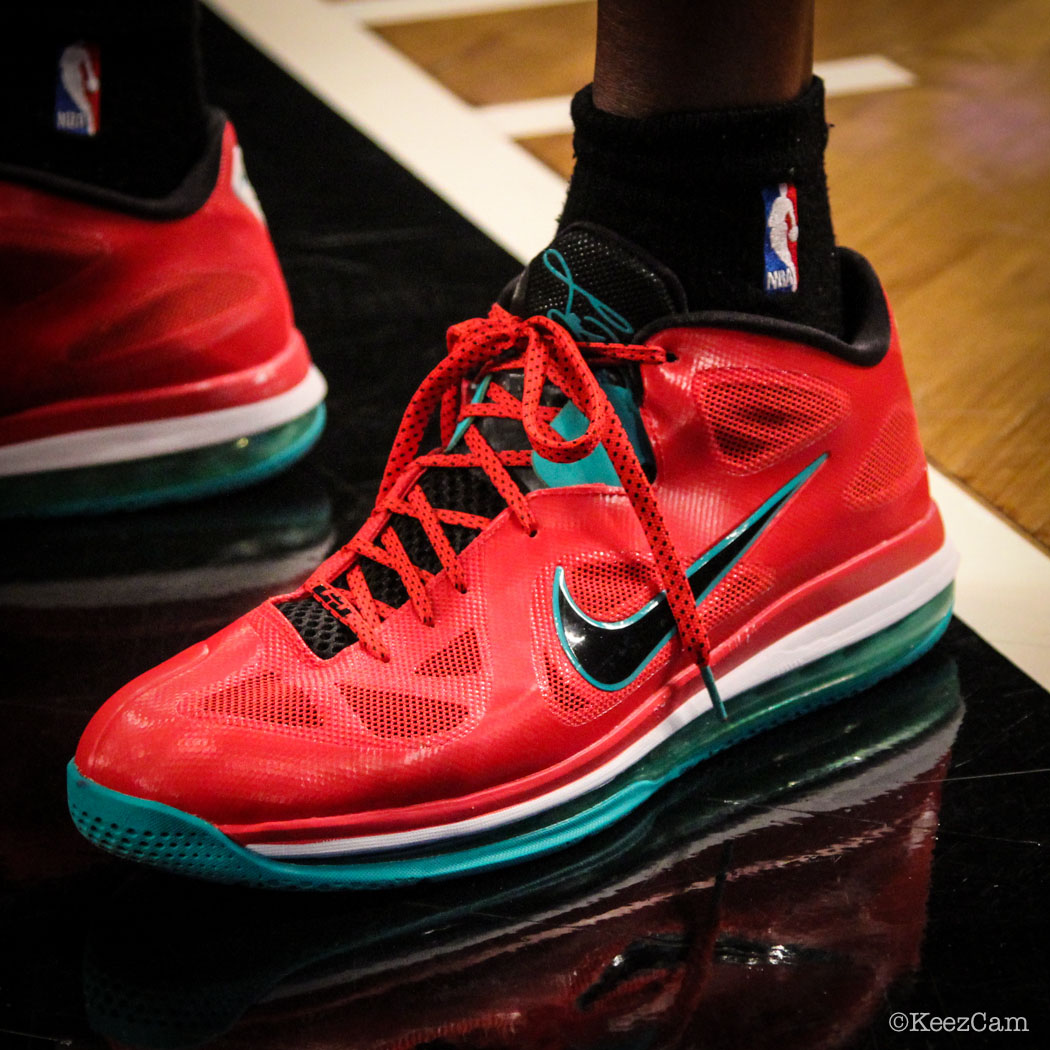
[0,365,327,477]
[251,539,959,859]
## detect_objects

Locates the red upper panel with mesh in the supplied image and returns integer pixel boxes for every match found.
[695,366,851,474]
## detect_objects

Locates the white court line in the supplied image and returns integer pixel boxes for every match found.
[480,56,916,138]
[206,0,1050,689]
[342,0,589,24]
[928,472,1050,686]
[817,54,916,93]
[479,96,575,138]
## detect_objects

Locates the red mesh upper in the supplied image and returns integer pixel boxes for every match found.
[176,607,490,750]
[414,628,483,677]
[704,563,775,630]
[696,367,850,474]
[538,636,673,727]
[845,404,926,510]
[195,675,323,729]
[344,686,471,739]
[564,556,660,621]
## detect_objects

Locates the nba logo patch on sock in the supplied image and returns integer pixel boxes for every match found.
[763,183,799,293]
[55,42,101,136]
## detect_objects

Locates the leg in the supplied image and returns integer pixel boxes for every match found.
[595,0,815,115]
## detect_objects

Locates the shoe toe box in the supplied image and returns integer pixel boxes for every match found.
[72,603,496,827]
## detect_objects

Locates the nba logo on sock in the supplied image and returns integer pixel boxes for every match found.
[55,42,101,136]
[763,183,799,293]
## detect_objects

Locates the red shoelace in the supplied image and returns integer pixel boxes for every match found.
[305,304,720,704]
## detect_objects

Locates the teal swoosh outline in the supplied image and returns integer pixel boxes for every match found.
[552,455,827,691]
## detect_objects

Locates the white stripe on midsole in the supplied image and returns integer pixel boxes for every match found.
[250,540,958,859]
[0,365,326,477]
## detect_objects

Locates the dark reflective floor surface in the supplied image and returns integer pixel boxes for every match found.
[2,13,1048,1049]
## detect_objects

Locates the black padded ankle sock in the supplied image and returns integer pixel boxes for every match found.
[559,78,844,338]
[0,1,209,199]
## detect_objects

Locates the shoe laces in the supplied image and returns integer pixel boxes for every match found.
[304,304,718,699]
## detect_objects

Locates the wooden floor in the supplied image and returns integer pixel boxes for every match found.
[367,0,1050,551]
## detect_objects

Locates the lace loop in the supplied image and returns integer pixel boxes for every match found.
[520,313,611,464]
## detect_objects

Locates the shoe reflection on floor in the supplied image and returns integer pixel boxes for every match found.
[80,654,961,1050]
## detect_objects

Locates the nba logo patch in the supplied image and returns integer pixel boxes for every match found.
[763,183,799,293]
[55,42,101,136]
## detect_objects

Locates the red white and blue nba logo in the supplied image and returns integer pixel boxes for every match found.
[55,42,101,137]
[763,183,799,293]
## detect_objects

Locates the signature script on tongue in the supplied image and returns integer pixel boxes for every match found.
[542,249,634,343]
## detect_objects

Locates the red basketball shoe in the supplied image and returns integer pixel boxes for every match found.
[68,224,956,888]
[0,113,326,516]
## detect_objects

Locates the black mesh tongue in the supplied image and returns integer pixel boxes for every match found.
[506,222,687,342]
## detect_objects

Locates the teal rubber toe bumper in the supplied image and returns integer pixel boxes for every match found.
[66,765,437,890]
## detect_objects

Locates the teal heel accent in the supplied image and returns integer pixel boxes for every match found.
[2,404,325,517]
[67,583,954,890]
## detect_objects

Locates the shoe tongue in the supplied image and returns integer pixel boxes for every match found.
[506,222,687,342]
[280,229,682,659]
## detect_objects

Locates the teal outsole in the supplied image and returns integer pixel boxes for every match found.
[2,403,326,518]
[67,586,954,891]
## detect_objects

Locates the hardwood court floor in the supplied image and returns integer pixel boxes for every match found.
[371,0,1050,551]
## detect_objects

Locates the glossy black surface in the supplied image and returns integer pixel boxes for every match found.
[2,12,1048,1048]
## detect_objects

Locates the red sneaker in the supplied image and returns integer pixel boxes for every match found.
[0,114,326,515]
[68,224,956,888]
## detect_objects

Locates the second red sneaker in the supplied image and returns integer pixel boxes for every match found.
[0,112,326,516]
[68,224,956,888]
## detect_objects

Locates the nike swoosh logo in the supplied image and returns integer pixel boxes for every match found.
[552,455,826,691]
